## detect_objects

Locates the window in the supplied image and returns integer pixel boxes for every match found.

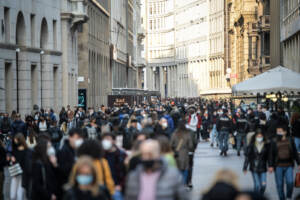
[4,7,10,42]
[53,20,57,49]
[30,14,35,46]
[53,66,58,107]
[31,65,38,107]
[5,62,12,113]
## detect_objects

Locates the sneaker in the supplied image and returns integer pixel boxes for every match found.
[237,151,240,156]
[224,151,228,157]
[210,143,213,147]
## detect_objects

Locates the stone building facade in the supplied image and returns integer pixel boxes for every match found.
[280,0,300,72]
[143,0,208,98]
[78,0,111,108]
[0,0,62,116]
[61,0,88,109]
[111,0,137,90]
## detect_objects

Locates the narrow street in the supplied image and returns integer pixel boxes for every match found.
[191,142,300,200]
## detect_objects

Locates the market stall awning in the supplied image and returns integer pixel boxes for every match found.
[232,66,300,96]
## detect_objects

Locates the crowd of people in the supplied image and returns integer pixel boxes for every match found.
[0,99,299,200]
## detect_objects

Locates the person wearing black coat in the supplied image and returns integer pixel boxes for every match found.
[269,124,300,200]
[243,130,271,195]
[57,128,85,193]
[31,138,59,200]
[291,112,300,152]
[235,111,248,156]
[11,114,27,138]
[216,109,234,156]
[48,121,63,151]
[0,141,7,200]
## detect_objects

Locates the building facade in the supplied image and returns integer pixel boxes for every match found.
[280,0,300,72]
[0,0,62,116]
[143,0,231,98]
[78,0,110,108]
[207,0,230,97]
[61,0,88,109]
[111,0,137,90]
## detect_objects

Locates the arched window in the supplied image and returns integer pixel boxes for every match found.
[40,18,48,49]
[16,12,26,45]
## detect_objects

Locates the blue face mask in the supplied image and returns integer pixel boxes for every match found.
[76,175,93,186]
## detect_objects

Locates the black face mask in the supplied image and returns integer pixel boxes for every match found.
[142,159,160,170]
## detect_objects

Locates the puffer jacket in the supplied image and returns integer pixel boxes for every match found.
[125,160,189,200]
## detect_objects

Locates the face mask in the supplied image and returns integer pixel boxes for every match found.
[142,159,156,170]
[47,146,56,156]
[256,137,263,143]
[277,132,285,136]
[74,139,84,148]
[102,140,112,150]
[76,175,93,186]
[218,112,223,115]
[162,122,168,128]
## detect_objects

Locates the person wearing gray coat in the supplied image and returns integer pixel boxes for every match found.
[125,140,189,200]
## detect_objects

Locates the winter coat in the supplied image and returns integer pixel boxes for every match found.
[202,182,238,200]
[125,160,189,200]
[123,127,139,150]
[31,160,59,200]
[0,117,11,134]
[11,120,27,137]
[93,159,115,195]
[292,117,300,138]
[269,137,300,167]
[216,114,233,133]
[170,131,194,170]
[63,186,111,200]
[57,140,76,186]
[48,126,63,144]
[243,143,271,173]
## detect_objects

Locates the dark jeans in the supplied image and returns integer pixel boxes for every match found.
[0,171,3,200]
[187,154,194,185]
[275,166,294,200]
[236,133,247,153]
[252,172,266,195]
[219,131,229,152]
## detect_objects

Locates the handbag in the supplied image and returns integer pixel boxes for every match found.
[8,163,23,177]
[295,172,300,187]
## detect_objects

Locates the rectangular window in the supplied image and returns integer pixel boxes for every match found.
[5,62,12,113]
[31,65,38,107]
[53,20,57,49]
[4,7,10,42]
[31,14,35,47]
[53,66,58,108]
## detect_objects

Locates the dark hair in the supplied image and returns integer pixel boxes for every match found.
[102,133,116,140]
[68,128,84,137]
[276,124,288,132]
[156,135,172,153]
[33,138,49,164]
[77,139,103,159]
[250,129,265,145]
[13,133,28,150]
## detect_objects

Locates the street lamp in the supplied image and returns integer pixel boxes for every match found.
[40,50,44,108]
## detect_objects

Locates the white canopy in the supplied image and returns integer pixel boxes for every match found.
[232,66,300,96]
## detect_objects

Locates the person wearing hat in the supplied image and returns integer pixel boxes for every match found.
[216,109,234,156]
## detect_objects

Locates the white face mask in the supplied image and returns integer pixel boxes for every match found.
[74,138,84,148]
[162,122,168,128]
[277,132,285,136]
[102,140,113,150]
[256,137,263,143]
[47,146,56,156]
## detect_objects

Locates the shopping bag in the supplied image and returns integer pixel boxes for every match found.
[295,172,300,187]
[8,163,23,177]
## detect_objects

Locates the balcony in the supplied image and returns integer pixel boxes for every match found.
[259,15,270,31]
[63,0,88,28]
[248,23,258,36]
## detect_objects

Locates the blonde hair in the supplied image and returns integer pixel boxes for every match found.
[67,156,100,196]
[204,169,239,194]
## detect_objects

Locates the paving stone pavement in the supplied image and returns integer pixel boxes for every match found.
[190,142,300,200]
